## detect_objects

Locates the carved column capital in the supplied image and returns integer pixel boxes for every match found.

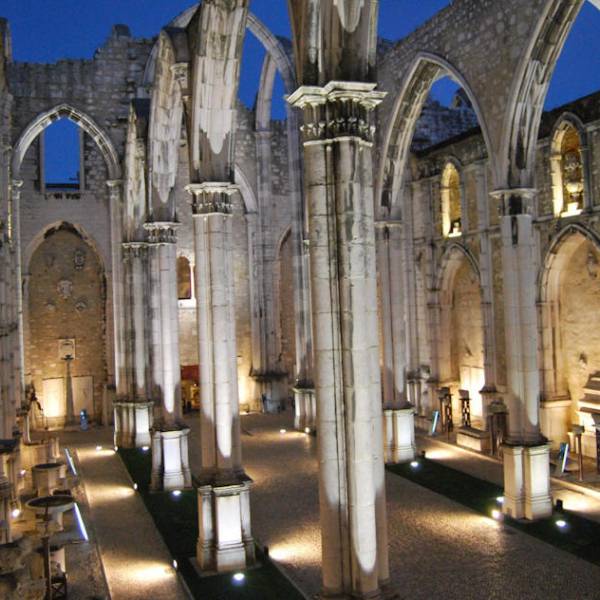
[122,241,148,259]
[185,182,238,216]
[143,221,178,244]
[287,81,386,144]
[490,187,537,216]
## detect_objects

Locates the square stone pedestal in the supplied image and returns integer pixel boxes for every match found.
[456,426,490,452]
[197,476,254,573]
[150,427,192,491]
[502,443,552,520]
[384,406,416,463]
[293,387,316,431]
[113,401,153,449]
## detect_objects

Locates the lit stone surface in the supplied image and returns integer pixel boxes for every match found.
[188,413,600,599]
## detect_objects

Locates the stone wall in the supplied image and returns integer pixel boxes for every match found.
[27,226,106,425]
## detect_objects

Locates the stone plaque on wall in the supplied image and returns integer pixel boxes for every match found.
[58,338,76,360]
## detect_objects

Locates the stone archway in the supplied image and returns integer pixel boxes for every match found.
[26,223,107,427]
[539,225,600,453]
[437,245,485,425]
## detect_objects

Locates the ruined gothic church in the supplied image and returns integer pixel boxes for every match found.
[1,1,600,599]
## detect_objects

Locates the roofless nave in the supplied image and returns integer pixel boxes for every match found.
[1,1,600,598]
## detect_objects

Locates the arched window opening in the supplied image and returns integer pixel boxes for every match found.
[41,118,82,192]
[441,162,462,237]
[240,30,267,112]
[177,256,192,300]
[555,124,584,217]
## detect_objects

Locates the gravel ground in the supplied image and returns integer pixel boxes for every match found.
[184,412,600,600]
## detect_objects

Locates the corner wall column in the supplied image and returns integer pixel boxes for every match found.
[289,81,389,599]
[186,182,253,574]
[493,188,551,520]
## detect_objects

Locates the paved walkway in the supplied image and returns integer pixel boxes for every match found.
[60,427,188,600]
[184,412,600,600]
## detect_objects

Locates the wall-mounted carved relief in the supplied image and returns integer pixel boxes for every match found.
[57,279,73,300]
[73,248,86,271]
[75,298,88,312]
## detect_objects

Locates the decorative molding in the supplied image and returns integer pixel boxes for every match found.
[288,81,385,144]
[185,182,239,216]
[143,222,178,244]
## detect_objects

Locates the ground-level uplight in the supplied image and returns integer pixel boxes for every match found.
[133,483,138,491]
[172,490,182,498]
[95,445,103,452]
[304,427,311,434]
[496,496,504,504]
[232,572,245,584]
[141,446,149,452]
[279,429,287,434]
[172,559,178,570]
[410,460,419,469]
[74,503,89,541]
[556,519,567,529]
[491,509,502,520]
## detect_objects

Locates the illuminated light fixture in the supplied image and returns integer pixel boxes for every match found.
[114,446,118,452]
[74,503,89,541]
[496,496,504,504]
[172,559,178,570]
[172,490,182,498]
[304,427,311,434]
[556,519,567,529]
[232,572,245,583]
[491,509,501,520]
[11,508,21,519]
[19,469,26,477]
[279,429,287,434]
[141,446,149,452]
[95,445,103,452]
[64,448,78,475]
[410,460,419,469]
[133,483,138,491]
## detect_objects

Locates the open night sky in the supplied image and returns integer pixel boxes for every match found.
[2,1,600,181]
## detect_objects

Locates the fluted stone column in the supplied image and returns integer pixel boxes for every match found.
[186,183,253,574]
[492,189,551,520]
[289,81,389,599]
[144,222,190,491]
[376,221,415,464]
[114,243,153,449]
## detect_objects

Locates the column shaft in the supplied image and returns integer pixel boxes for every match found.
[289,82,388,598]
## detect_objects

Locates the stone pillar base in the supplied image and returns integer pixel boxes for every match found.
[293,387,316,431]
[113,401,153,449]
[502,442,552,520]
[197,475,254,573]
[150,427,192,491]
[384,406,416,464]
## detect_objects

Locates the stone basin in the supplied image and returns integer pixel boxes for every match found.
[25,495,74,531]
[31,462,66,496]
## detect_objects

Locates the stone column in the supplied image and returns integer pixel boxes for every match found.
[9,180,24,421]
[186,182,253,574]
[473,164,499,421]
[144,222,190,491]
[492,189,551,520]
[253,130,287,405]
[289,81,389,598]
[114,243,153,449]
[376,222,415,463]
[107,180,127,402]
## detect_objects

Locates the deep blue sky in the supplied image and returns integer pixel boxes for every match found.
[2,1,599,181]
